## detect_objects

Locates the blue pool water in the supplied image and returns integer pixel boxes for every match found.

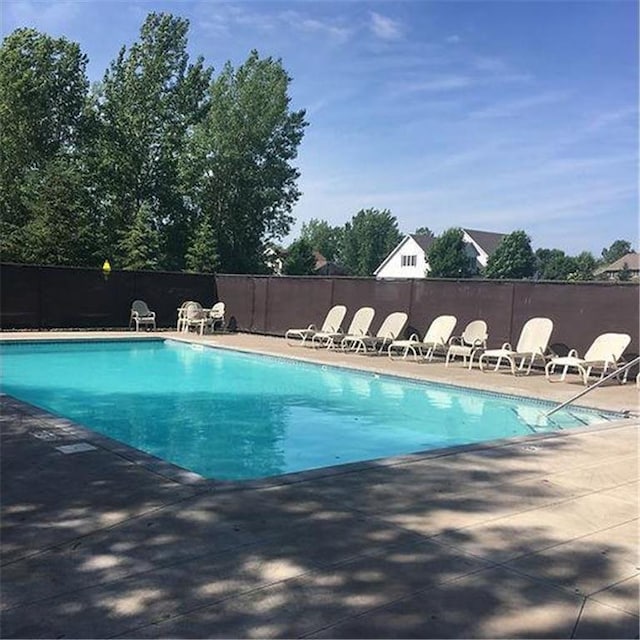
[1,339,618,480]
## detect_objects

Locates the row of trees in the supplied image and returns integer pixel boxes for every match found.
[1,13,306,273]
[281,209,402,276]
[1,15,633,280]
[283,214,634,281]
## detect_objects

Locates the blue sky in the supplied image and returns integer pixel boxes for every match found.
[3,0,638,255]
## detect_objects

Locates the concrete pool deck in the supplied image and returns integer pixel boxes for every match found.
[1,330,638,638]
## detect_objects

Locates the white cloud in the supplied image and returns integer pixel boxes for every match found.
[286,14,352,41]
[3,0,81,34]
[584,106,637,132]
[469,91,569,119]
[369,12,403,41]
[396,75,475,93]
[196,5,353,43]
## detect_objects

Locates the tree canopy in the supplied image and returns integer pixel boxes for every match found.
[338,208,402,276]
[485,230,535,279]
[300,218,343,262]
[601,239,633,265]
[0,28,90,261]
[282,238,316,275]
[0,15,307,274]
[185,50,307,273]
[427,228,474,278]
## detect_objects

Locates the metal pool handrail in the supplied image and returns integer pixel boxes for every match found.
[545,356,640,417]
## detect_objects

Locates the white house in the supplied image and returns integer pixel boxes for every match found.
[373,234,434,279]
[374,228,507,279]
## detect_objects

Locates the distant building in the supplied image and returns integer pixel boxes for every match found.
[594,252,640,281]
[313,251,347,276]
[374,228,507,279]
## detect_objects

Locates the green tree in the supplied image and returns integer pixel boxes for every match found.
[300,218,343,261]
[601,239,633,265]
[427,228,474,278]
[338,208,402,276]
[534,248,573,280]
[282,238,316,275]
[0,28,90,261]
[118,203,161,270]
[185,217,219,273]
[185,50,307,273]
[485,230,535,279]
[617,262,632,281]
[92,12,211,270]
[21,157,101,266]
[414,226,434,238]
[567,251,597,281]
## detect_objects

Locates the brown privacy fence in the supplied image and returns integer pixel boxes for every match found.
[215,274,640,357]
[1,263,638,358]
[0,263,217,330]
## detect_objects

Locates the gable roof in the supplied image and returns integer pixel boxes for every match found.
[410,233,436,253]
[595,251,640,273]
[462,228,507,256]
[373,234,424,276]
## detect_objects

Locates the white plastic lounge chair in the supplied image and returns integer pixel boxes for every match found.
[342,311,408,354]
[181,301,211,335]
[208,301,226,332]
[478,317,553,375]
[285,305,347,347]
[312,306,375,349]
[445,320,488,369]
[129,300,156,332]
[387,315,457,361]
[176,300,196,332]
[545,332,631,385]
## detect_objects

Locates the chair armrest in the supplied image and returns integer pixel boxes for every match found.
[409,333,419,342]
[567,348,579,358]
[501,342,512,350]
[449,336,463,345]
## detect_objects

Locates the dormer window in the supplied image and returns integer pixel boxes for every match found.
[401,255,417,267]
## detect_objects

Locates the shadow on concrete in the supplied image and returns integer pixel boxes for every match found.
[1,396,638,639]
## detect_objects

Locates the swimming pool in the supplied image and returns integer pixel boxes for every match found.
[1,339,619,480]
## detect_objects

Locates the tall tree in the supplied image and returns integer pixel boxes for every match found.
[118,203,161,270]
[427,228,474,278]
[185,217,219,273]
[21,157,101,266]
[485,230,535,279]
[534,248,573,280]
[0,28,90,261]
[92,12,211,270]
[282,238,316,275]
[567,251,597,281]
[300,218,343,261]
[338,208,402,276]
[185,50,307,273]
[414,226,434,238]
[601,239,633,265]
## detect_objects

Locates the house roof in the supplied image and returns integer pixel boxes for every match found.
[595,251,640,274]
[409,233,436,253]
[313,250,327,269]
[373,235,422,275]
[462,228,507,256]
